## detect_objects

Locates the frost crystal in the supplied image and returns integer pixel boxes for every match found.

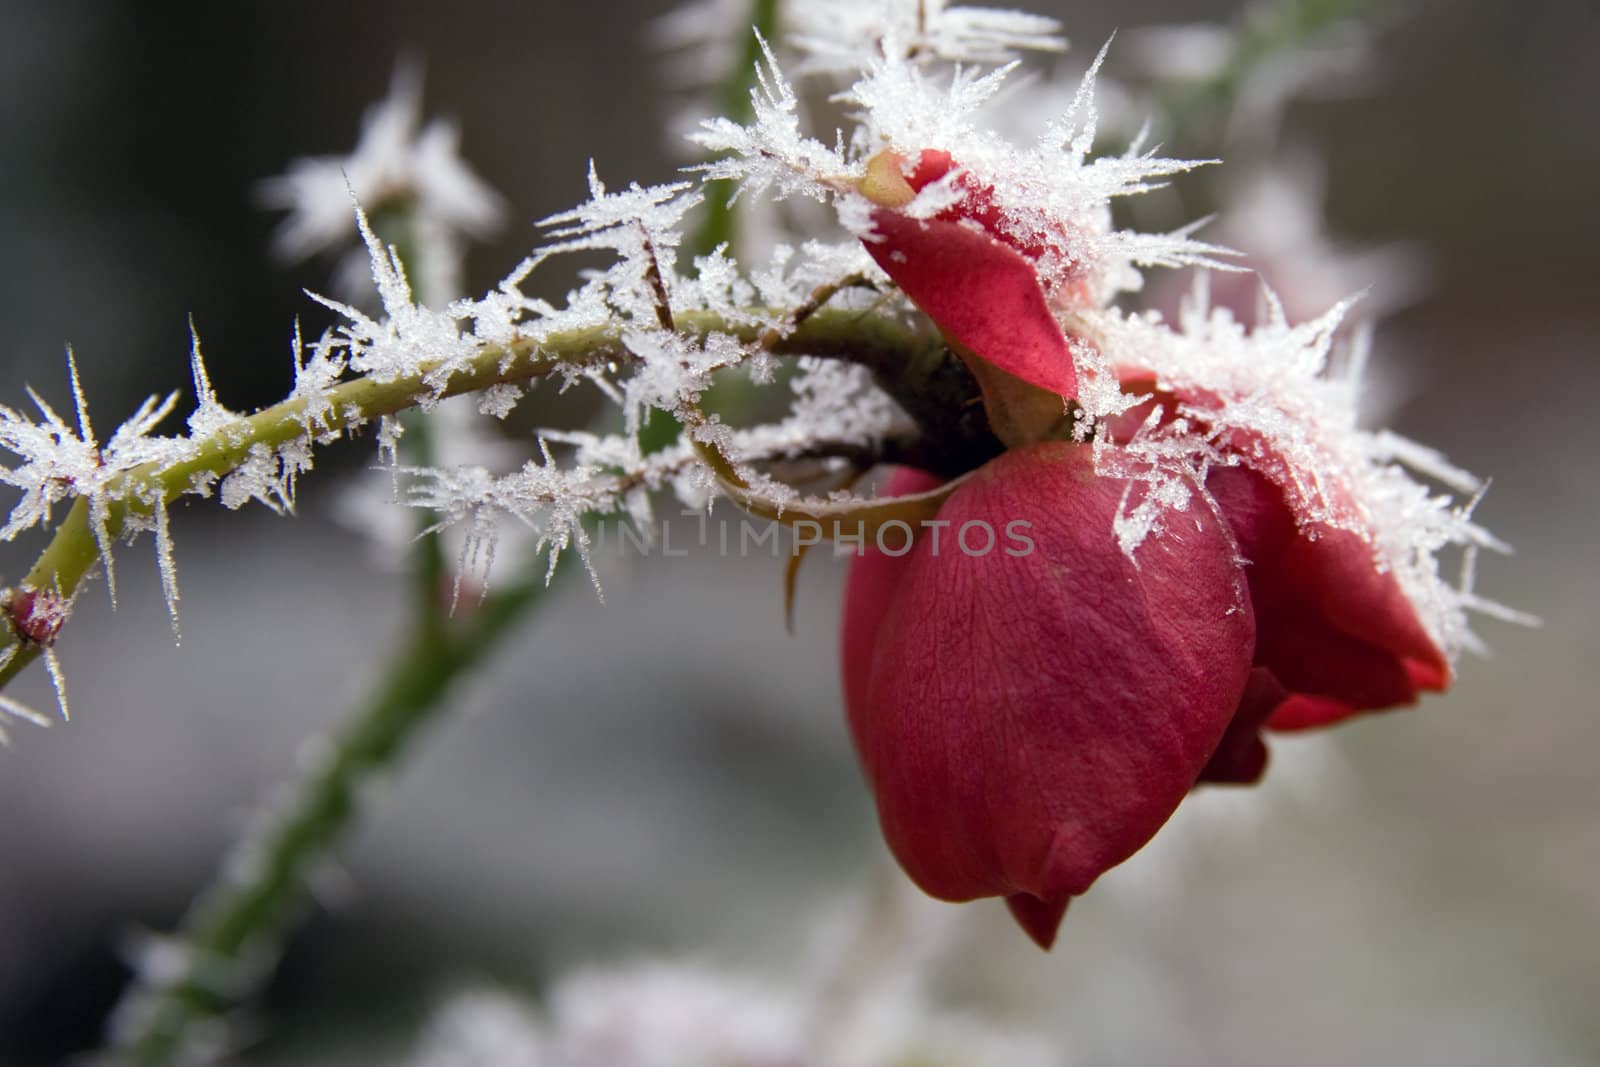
[1085,281,1517,662]
[694,36,1235,308]
[259,61,504,301]
[657,0,1063,97]
[0,691,53,744]
[790,0,1066,74]
[0,352,186,608]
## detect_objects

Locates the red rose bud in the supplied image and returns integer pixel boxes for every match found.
[840,444,1254,949]
[4,586,69,647]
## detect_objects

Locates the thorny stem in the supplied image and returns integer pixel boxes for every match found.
[95,294,917,1065]
[0,307,945,697]
[109,571,557,1067]
[106,160,879,1061]
[369,205,452,625]
[641,0,784,455]
[96,326,944,1065]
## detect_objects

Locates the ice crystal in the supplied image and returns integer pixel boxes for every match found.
[184,322,243,442]
[0,352,187,608]
[617,328,745,437]
[790,0,1065,74]
[658,0,1062,97]
[534,163,704,327]
[0,692,52,745]
[733,357,913,462]
[476,384,523,420]
[259,60,504,302]
[694,36,1236,309]
[1085,279,1517,661]
[404,438,614,597]
[693,35,854,206]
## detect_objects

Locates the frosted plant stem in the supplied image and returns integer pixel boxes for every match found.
[118,215,593,1065]
[687,0,783,261]
[640,0,782,456]
[107,570,556,1067]
[1160,0,1382,138]
[375,206,452,629]
[0,307,936,696]
[1225,0,1381,85]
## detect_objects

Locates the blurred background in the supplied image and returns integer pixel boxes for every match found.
[1,0,1596,1063]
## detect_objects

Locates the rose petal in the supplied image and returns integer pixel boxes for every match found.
[865,210,1078,398]
[840,467,945,731]
[842,443,1254,947]
[1005,892,1071,951]
[1197,668,1286,785]
[1206,465,1450,730]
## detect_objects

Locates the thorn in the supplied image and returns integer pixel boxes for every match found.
[0,694,53,729]
[66,345,94,446]
[189,315,216,409]
[154,500,182,645]
[43,647,70,722]
[783,541,815,634]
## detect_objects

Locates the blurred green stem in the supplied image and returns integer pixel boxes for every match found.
[110,572,554,1067]
[370,205,450,625]
[686,0,783,263]
[109,205,542,1066]
[1159,0,1381,140]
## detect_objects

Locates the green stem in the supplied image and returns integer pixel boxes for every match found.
[0,307,937,695]
[109,572,554,1066]
[368,205,453,624]
[112,211,545,1064]
[400,408,451,629]
[1158,0,1382,142]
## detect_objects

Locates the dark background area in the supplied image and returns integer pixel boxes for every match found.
[2,1,1597,1064]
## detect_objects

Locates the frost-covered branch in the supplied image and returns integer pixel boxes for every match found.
[0,303,937,699]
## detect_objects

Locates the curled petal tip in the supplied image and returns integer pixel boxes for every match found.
[1006,892,1070,950]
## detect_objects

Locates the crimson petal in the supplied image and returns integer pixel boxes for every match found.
[1206,464,1450,731]
[864,210,1078,399]
[842,443,1253,947]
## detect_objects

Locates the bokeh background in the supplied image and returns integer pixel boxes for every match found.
[1,0,1596,1063]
